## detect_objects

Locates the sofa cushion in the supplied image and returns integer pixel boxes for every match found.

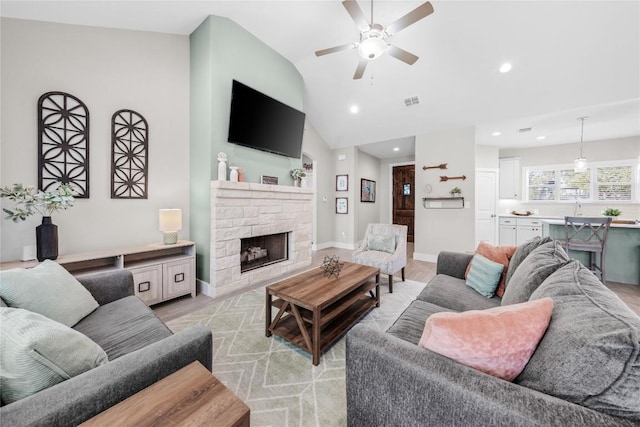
[416,274,501,312]
[501,240,569,306]
[73,296,172,360]
[465,254,504,298]
[519,261,640,421]
[0,307,108,404]
[418,298,553,381]
[0,260,99,327]
[387,300,455,345]
[464,242,517,297]
[504,236,552,288]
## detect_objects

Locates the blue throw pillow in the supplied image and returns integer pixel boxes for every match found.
[465,254,504,298]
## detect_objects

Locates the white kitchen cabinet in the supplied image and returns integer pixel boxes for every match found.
[516,218,543,245]
[498,217,517,245]
[499,217,544,245]
[499,158,521,199]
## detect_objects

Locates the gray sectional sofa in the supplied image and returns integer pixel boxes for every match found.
[0,269,213,427]
[346,238,640,426]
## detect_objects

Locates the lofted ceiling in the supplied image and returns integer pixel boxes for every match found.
[2,1,639,159]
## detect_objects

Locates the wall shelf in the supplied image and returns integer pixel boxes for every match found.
[422,197,465,209]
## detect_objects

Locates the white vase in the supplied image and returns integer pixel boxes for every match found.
[217,158,227,181]
[229,167,239,182]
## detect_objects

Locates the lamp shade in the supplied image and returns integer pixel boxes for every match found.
[159,209,182,232]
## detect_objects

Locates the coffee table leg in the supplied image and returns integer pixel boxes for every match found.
[312,308,320,366]
[375,273,380,307]
[265,290,272,337]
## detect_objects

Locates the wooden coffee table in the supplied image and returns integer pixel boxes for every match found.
[265,262,380,365]
[80,362,250,426]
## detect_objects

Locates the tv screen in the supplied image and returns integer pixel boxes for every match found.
[228,80,305,159]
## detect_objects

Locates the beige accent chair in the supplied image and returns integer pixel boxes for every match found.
[352,223,408,293]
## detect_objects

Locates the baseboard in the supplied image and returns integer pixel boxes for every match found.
[314,241,335,251]
[331,241,356,250]
[197,278,214,297]
[413,252,438,263]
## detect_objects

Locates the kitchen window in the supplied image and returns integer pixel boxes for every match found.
[524,160,638,203]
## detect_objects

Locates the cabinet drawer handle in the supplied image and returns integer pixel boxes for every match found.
[138,281,151,293]
[174,273,185,283]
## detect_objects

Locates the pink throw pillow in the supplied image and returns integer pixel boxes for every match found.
[418,298,554,381]
[465,241,517,297]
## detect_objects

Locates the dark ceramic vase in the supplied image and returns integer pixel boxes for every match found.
[36,216,58,261]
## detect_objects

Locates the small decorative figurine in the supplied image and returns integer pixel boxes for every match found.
[321,255,344,278]
[217,152,228,181]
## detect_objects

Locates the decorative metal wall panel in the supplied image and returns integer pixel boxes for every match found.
[38,91,90,197]
[111,109,149,199]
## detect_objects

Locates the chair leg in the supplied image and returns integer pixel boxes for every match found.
[401,267,405,282]
[600,251,606,284]
[389,275,393,293]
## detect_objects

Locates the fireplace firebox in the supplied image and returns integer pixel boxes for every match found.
[240,232,288,273]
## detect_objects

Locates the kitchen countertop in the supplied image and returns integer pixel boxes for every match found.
[542,218,640,229]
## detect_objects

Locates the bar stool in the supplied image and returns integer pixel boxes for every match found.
[563,216,612,282]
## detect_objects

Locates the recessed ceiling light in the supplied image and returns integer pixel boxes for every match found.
[537,136,546,140]
[393,147,400,152]
[499,63,512,73]
[492,131,501,136]
[350,105,359,114]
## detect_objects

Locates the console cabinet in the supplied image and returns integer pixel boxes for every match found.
[0,241,196,306]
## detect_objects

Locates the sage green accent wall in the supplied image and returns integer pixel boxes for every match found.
[190,16,304,282]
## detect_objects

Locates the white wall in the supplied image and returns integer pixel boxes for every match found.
[333,147,357,248]
[301,123,335,248]
[414,127,476,261]
[1,19,190,261]
[354,149,381,242]
[476,145,499,169]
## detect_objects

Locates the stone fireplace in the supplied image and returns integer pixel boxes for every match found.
[208,181,313,298]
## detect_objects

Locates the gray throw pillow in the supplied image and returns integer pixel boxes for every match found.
[519,261,640,421]
[0,307,108,404]
[504,236,552,288]
[367,233,396,254]
[501,240,569,306]
[0,260,99,327]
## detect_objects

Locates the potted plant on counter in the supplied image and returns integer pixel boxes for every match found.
[0,183,77,261]
[602,208,621,217]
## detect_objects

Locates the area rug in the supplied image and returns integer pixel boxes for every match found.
[166,279,425,427]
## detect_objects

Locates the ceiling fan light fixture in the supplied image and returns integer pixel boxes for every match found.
[358,26,387,60]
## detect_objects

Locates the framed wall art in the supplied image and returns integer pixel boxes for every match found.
[361,179,376,202]
[336,174,348,191]
[336,197,348,214]
[261,175,278,185]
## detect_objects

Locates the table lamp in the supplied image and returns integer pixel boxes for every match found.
[159,209,182,244]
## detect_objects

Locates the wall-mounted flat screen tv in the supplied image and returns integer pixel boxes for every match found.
[228,80,305,159]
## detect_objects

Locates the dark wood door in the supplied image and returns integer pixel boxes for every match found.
[393,165,415,242]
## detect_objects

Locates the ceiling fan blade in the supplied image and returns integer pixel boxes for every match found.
[386,1,434,35]
[315,43,356,57]
[342,0,370,32]
[353,58,368,79]
[386,45,419,65]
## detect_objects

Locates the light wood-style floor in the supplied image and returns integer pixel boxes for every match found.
[153,243,639,321]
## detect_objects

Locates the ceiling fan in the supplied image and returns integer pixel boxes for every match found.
[315,0,434,79]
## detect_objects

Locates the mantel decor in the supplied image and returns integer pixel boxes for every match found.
[38,91,89,198]
[111,109,149,199]
[361,179,376,202]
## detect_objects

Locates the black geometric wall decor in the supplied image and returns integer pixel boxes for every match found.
[38,91,90,198]
[111,109,149,199]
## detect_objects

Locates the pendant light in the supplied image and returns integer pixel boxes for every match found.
[574,116,588,172]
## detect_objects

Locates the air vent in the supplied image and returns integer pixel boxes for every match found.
[404,96,420,107]
[518,127,533,133]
